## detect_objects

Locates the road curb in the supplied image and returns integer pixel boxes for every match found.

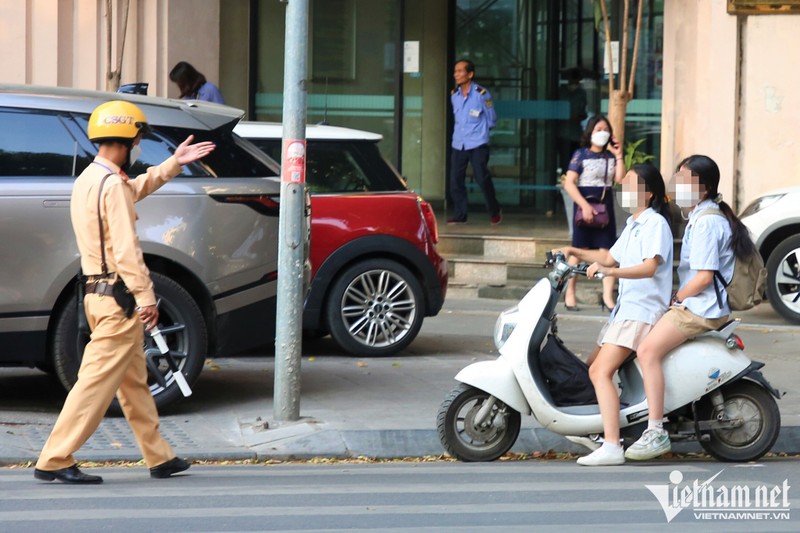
[4,426,799,465]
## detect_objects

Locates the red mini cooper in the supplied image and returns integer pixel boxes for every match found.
[235,122,448,357]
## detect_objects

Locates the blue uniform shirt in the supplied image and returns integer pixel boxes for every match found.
[608,207,674,325]
[451,83,496,150]
[678,200,734,318]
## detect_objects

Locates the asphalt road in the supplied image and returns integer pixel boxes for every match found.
[1,459,799,532]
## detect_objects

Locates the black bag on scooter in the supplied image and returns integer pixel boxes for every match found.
[539,333,596,406]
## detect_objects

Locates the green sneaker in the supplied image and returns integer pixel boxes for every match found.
[624,428,671,461]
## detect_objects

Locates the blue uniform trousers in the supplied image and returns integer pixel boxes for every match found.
[449,144,500,221]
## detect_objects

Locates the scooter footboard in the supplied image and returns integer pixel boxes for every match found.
[455,359,531,415]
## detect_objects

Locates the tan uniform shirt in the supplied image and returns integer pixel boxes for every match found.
[70,155,181,308]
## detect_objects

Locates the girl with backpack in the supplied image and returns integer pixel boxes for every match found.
[556,163,674,466]
[624,154,758,462]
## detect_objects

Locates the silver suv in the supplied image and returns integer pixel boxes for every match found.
[0,85,286,410]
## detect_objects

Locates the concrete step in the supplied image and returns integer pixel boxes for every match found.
[446,256,509,285]
[472,279,606,305]
[439,230,683,302]
[438,234,570,263]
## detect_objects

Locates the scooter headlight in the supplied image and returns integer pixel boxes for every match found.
[494,306,519,350]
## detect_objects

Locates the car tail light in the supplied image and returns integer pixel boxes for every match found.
[418,199,439,244]
[210,194,280,216]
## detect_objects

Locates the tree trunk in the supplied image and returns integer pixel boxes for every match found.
[608,89,632,145]
[104,0,129,92]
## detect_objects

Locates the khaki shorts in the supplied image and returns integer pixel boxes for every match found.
[662,305,730,338]
[596,319,654,351]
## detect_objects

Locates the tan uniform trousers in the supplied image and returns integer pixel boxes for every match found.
[36,294,174,470]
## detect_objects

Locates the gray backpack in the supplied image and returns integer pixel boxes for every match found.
[698,210,766,311]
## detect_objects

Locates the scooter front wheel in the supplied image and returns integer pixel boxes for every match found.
[437,383,521,462]
[696,380,781,462]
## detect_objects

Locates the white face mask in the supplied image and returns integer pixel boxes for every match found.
[674,183,700,208]
[129,144,142,166]
[591,131,610,147]
[620,191,638,210]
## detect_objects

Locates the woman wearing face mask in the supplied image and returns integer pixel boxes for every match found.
[556,163,673,465]
[624,154,757,462]
[562,115,626,312]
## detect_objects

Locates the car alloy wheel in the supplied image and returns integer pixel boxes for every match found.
[765,234,800,324]
[326,259,424,356]
[51,272,207,413]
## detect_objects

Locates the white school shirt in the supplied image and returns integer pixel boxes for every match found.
[677,200,734,318]
[608,207,673,325]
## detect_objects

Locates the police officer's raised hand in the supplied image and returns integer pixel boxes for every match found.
[174,135,216,165]
[138,305,159,330]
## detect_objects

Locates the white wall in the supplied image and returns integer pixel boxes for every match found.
[662,0,800,210]
[738,14,800,204]
[661,0,738,205]
[0,0,220,99]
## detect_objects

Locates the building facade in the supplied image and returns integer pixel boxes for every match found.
[1,0,797,212]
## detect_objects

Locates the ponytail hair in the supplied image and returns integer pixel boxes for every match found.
[677,155,756,259]
[631,163,672,231]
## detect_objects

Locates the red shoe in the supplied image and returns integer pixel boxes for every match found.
[490,212,503,225]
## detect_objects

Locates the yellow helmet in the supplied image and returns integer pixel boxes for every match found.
[87,100,148,142]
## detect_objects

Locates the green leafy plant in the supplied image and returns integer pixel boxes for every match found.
[623,138,654,170]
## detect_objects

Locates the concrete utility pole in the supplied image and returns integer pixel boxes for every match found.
[274,0,309,421]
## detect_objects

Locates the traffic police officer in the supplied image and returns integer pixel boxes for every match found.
[34,100,215,484]
[448,59,502,225]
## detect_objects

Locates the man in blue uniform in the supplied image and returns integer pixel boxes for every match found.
[448,59,501,225]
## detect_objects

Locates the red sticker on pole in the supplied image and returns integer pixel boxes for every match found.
[282,139,307,184]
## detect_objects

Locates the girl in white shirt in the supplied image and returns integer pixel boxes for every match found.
[624,154,757,462]
[558,163,673,466]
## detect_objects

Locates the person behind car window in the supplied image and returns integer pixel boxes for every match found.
[447,59,502,226]
[561,115,626,312]
[625,154,753,462]
[169,61,225,104]
[556,163,673,466]
[34,100,215,484]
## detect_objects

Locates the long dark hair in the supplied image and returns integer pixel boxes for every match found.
[169,61,207,99]
[579,115,613,149]
[631,163,672,230]
[677,155,756,259]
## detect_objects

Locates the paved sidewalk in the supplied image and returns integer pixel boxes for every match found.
[1,299,797,465]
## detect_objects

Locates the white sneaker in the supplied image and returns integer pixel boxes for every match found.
[624,428,671,461]
[577,444,625,466]
[565,435,602,451]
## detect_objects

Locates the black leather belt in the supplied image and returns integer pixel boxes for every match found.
[86,273,116,281]
[85,280,116,296]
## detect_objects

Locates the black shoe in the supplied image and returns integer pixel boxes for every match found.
[446,218,467,225]
[565,304,580,312]
[34,465,103,484]
[150,457,191,479]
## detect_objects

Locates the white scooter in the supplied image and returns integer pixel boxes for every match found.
[437,252,782,463]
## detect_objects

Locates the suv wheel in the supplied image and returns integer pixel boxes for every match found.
[51,272,207,413]
[765,234,800,324]
[325,259,424,356]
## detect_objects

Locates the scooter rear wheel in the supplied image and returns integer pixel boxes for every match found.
[696,380,781,462]
[437,383,521,462]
